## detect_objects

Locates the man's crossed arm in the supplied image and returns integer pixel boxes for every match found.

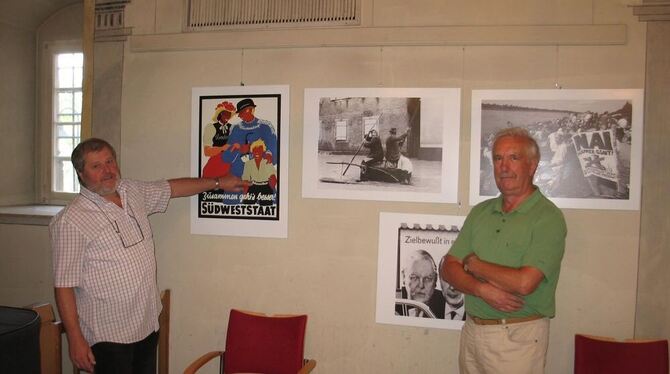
[441,254,544,313]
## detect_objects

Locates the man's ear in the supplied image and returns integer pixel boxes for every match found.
[529,159,539,176]
[76,171,86,187]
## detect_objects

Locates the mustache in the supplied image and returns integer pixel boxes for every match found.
[102,172,119,179]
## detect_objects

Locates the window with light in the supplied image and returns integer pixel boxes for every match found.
[53,52,83,193]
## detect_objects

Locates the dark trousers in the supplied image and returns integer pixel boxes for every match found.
[91,331,158,374]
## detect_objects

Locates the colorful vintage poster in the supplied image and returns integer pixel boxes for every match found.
[190,86,289,238]
[470,89,644,210]
[376,212,466,330]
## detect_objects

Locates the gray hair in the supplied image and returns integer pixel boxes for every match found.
[402,249,437,274]
[493,127,540,162]
[71,138,117,185]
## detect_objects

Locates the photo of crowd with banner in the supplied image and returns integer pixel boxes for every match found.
[470,89,643,210]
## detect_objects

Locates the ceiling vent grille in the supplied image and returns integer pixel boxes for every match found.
[186,0,360,30]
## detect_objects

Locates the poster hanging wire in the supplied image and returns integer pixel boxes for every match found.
[554,45,562,89]
[379,46,385,87]
[240,49,245,86]
[457,46,466,211]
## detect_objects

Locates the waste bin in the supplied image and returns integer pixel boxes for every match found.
[0,306,40,374]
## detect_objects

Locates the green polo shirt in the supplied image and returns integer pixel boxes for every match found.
[449,189,566,319]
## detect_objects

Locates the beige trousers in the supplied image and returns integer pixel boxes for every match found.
[459,317,550,374]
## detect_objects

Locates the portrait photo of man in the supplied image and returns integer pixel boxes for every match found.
[396,249,446,319]
[439,256,466,321]
[376,213,466,330]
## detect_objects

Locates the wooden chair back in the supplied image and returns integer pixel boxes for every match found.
[574,333,669,374]
[183,309,317,374]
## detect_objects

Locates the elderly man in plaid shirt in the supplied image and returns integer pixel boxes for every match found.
[50,138,245,373]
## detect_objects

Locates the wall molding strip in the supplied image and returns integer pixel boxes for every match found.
[130,24,627,52]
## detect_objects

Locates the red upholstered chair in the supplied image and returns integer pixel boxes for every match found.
[574,334,669,374]
[184,309,316,374]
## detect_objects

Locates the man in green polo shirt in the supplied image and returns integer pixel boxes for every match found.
[441,127,567,374]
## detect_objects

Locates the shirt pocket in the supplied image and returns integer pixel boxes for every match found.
[115,214,145,248]
[500,232,533,265]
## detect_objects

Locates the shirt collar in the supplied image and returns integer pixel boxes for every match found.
[447,304,465,318]
[492,187,542,215]
[79,179,126,206]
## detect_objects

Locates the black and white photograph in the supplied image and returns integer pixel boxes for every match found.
[302,88,460,203]
[376,212,466,330]
[470,89,644,210]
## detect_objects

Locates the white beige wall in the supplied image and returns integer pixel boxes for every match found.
[116,1,646,373]
[0,1,659,373]
[0,17,36,205]
[0,225,53,305]
[635,20,670,340]
[0,2,82,207]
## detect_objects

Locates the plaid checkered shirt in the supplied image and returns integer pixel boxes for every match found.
[50,179,171,345]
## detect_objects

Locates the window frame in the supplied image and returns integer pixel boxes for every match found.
[335,119,348,141]
[37,40,84,204]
